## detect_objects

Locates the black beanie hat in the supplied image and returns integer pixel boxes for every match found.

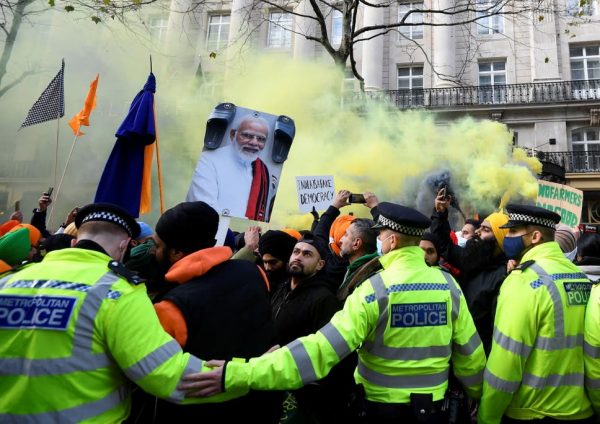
[298,234,329,260]
[421,231,441,254]
[258,230,298,262]
[155,201,219,254]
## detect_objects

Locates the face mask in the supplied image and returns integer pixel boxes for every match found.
[565,246,578,262]
[376,234,393,256]
[455,232,467,247]
[503,233,534,260]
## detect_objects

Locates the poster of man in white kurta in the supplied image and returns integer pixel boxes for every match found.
[186,103,295,222]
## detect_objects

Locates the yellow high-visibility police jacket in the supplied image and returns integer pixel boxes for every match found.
[224,246,486,403]
[478,241,593,423]
[0,247,245,423]
[584,283,600,415]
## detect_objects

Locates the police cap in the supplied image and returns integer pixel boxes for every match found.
[372,202,431,237]
[500,204,560,230]
[75,203,140,239]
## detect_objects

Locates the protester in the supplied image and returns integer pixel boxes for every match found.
[336,218,379,300]
[430,188,508,353]
[181,202,485,424]
[420,231,442,267]
[258,228,301,293]
[555,223,578,262]
[455,218,481,247]
[479,204,594,423]
[271,234,353,423]
[0,202,235,422]
[575,232,600,282]
[149,201,281,423]
[0,227,30,266]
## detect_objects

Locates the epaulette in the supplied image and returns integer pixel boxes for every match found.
[515,260,535,272]
[108,260,146,285]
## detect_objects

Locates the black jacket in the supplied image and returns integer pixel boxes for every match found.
[138,251,282,424]
[271,273,340,345]
[271,273,356,424]
[430,209,507,354]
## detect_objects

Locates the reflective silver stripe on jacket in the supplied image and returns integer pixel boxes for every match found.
[288,339,318,384]
[0,272,119,376]
[124,339,183,382]
[0,386,128,423]
[319,323,351,360]
[454,331,482,356]
[0,273,12,289]
[361,273,389,353]
[584,340,600,359]
[585,376,600,390]
[522,372,583,389]
[484,368,520,393]
[455,369,483,387]
[169,355,204,403]
[493,326,532,358]
[440,271,460,321]
[529,263,565,339]
[357,362,449,389]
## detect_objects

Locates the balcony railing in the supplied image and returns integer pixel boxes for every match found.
[362,79,600,109]
[529,150,600,173]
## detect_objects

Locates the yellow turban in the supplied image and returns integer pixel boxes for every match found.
[484,212,509,252]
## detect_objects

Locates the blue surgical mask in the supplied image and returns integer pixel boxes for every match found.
[503,232,535,260]
[377,234,393,256]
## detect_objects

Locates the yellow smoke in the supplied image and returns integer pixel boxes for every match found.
[0,18,541,231]
[192,55,541,230]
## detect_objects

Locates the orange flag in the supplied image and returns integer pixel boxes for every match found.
[68,74,99,136]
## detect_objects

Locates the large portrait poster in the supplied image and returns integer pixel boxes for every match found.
[186,103,295,222]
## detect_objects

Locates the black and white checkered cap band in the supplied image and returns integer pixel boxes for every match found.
[377,215,426,237]
[508,213,557,229]
[82,211,133,237]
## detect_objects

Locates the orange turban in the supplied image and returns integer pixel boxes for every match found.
[329,215,356,257]
[9,223,42,247]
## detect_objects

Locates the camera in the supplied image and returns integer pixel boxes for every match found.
[348,194,365,204]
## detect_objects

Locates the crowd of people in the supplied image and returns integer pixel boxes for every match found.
[1,187,600,424]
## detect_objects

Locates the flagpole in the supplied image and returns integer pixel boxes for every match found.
[49,110,61,227]
[153,98,165,214]
[49,132,78,225]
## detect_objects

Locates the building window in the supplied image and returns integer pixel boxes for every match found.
[148,16,169,42]
[206,14,230,51]
[570,45,600,80]
[572,128,600,152]
[478,61,506,103]
[397,66,424,106]
[398,2,423,40]
[332,10,343,46]
[268,12,293,48]
[566,0,593,16]
[476,0,503,35]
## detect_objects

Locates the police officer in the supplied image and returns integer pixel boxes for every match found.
[478,204,594,423]
[0,203,243,422]
[180,202,486,424]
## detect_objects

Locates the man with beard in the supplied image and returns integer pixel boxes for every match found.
[336,218,379,301]
[271,235,353,423]
[186,115,273,221]
[430,189,509,354]
[258,229,301,294]
[147,201,282,423]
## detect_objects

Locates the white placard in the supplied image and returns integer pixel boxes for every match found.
[296,175,336,213]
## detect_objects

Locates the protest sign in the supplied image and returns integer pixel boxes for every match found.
[536,181,583,228]
[296,175,335,213]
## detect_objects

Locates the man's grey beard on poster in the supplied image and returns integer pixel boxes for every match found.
[461,236,498,275]
[234,141,260,163]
